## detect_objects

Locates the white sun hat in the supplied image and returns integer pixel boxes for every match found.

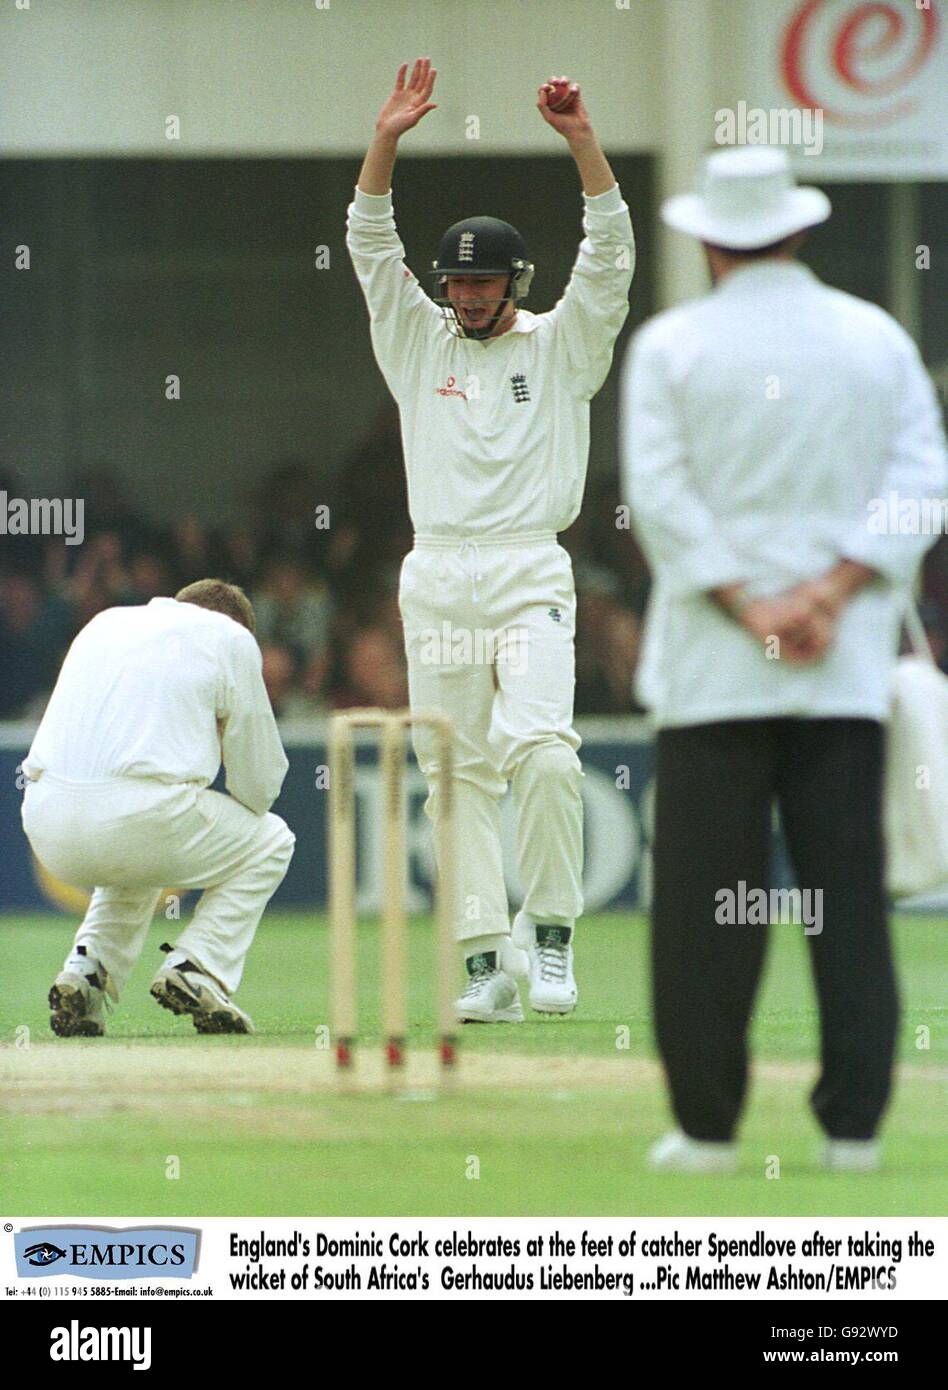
[661,146,831,250]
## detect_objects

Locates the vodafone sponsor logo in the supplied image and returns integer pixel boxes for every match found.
[781,0,940,128]
[435,374,468,400]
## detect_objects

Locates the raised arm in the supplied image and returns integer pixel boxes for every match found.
[357,57,437,194]
[539,76,635,399]
[537,76,616,195]
[347,59,441,397]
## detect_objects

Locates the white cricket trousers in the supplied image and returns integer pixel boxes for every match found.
[21,774,295,996]
[400,531,584,944]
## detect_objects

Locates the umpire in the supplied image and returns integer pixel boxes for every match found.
[620,147,947,1174]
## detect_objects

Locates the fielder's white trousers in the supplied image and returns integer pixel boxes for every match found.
[22,774,295,996]
[400,532,584,944]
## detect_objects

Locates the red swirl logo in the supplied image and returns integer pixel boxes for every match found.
[781,0,940,126]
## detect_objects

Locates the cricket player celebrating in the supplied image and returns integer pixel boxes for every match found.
[347,59,634,1021]
[21,580,295,1037]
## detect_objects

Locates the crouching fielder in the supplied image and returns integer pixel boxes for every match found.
[21,580,295,1037]
[346,60,634,1021]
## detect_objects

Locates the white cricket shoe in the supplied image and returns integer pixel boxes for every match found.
[150,945,255,1035]
[648,1130,737,1174]
[455,952,523,1024]
[499,937,529,979]
[513,913,577,1015]
[820,1139,881,1172]
[48,944,115,1037]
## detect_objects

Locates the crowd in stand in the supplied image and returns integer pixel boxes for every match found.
[2,403,946,721]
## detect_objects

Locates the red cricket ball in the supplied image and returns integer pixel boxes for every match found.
[546,78,578,113]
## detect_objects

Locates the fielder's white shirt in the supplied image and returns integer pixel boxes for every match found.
[23,598,288,815]
[620,260,948,727]
[346,183,634,538]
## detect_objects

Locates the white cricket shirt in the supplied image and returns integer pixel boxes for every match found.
[23,598,288,815]
[619,260,948,727]
[346,183,634,538]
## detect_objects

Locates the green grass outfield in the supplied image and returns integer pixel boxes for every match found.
[1,910,944,1217]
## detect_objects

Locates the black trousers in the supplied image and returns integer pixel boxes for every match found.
[651,718,899,1142]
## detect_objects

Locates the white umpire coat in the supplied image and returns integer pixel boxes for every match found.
[620,261,948,729]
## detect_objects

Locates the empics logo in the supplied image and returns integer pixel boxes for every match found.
[22,1241,67,1268]
[50,1321,152,1372]
[14,1225,199,1280]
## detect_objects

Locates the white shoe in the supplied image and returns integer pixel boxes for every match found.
[513,912,577,1015]
[150,945,255,1035]
[48,945,116,1037]
[499,938,529,979]
[648,1130,737,1174]
[820,1139,881,1172]
[455,952,523,1024]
